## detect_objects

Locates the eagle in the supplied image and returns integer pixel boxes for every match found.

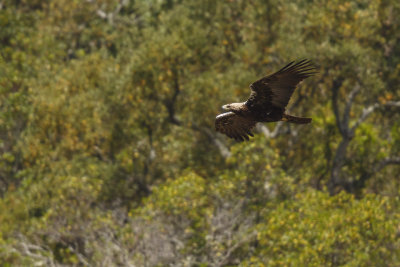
[215,59,317,141]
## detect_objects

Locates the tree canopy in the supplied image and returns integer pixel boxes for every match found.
[1,0,399,265]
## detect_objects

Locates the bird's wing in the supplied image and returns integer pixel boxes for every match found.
[246,59,317,110]
[215,112,256,141]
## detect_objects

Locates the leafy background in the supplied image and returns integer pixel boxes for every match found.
[0,0,399,266]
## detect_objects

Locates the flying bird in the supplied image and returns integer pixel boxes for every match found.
[215,59,317,141]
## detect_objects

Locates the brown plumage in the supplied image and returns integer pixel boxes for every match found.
[215,59,317,141]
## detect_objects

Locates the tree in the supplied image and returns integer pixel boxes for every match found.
[1,0,400,265]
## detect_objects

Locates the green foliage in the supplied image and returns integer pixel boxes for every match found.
[251,191,400,266]
[0,0,399,266]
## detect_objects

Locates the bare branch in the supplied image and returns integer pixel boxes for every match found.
[256,124,270,137]
[350,99,400,135]
[95,0,129,24]
[96,9,107,19]
[350,100,400,134]
[256,122,284,139]
[66,244,92,267]
[330,95,400,194]
[345,156,400,192]
[10,235,56,267]
[331,79,345,136]
[165,66,182,126]
[349,103,379,135]
[385,100,400,107]
[163,63,230,158]
[286,88,307,112]
[342,85,360,133]
[206,200,256,266]
[375,157,400,172]
[328,138,351,195]
[195,126,231,158]
[217,231,256,266]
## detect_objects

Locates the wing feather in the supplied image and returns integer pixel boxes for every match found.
[246,59,317,110]
[215,112,256,141]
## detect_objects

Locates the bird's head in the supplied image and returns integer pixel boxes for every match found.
[222,103,243,111]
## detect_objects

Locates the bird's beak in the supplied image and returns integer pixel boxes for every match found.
[221,105,228,110]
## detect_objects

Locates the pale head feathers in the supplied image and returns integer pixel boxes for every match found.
[222,102,244,111]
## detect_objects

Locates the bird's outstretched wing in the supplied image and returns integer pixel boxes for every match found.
[215,112,256,141]
[246,59,317,110]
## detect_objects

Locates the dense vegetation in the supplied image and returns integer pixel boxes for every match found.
[1,0,399,265]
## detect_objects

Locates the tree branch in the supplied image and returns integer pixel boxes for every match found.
[329,90,400,194]
[342,85,360,135]
[163,64,231,159]
[217,231,256,266]
[349,103,379,135]
[165,66,182,126]
[350,100,400,135]
[375,157,400,172]
[12,235,56,267]
[95,0,128,25]
[328,138,351,195]
[346,156,400,193]
[385,100,400,107]
[331,79,345,136]
[256,122,284,139]
[193,125,231,158]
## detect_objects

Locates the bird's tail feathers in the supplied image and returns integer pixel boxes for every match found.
[282,114,312,124]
